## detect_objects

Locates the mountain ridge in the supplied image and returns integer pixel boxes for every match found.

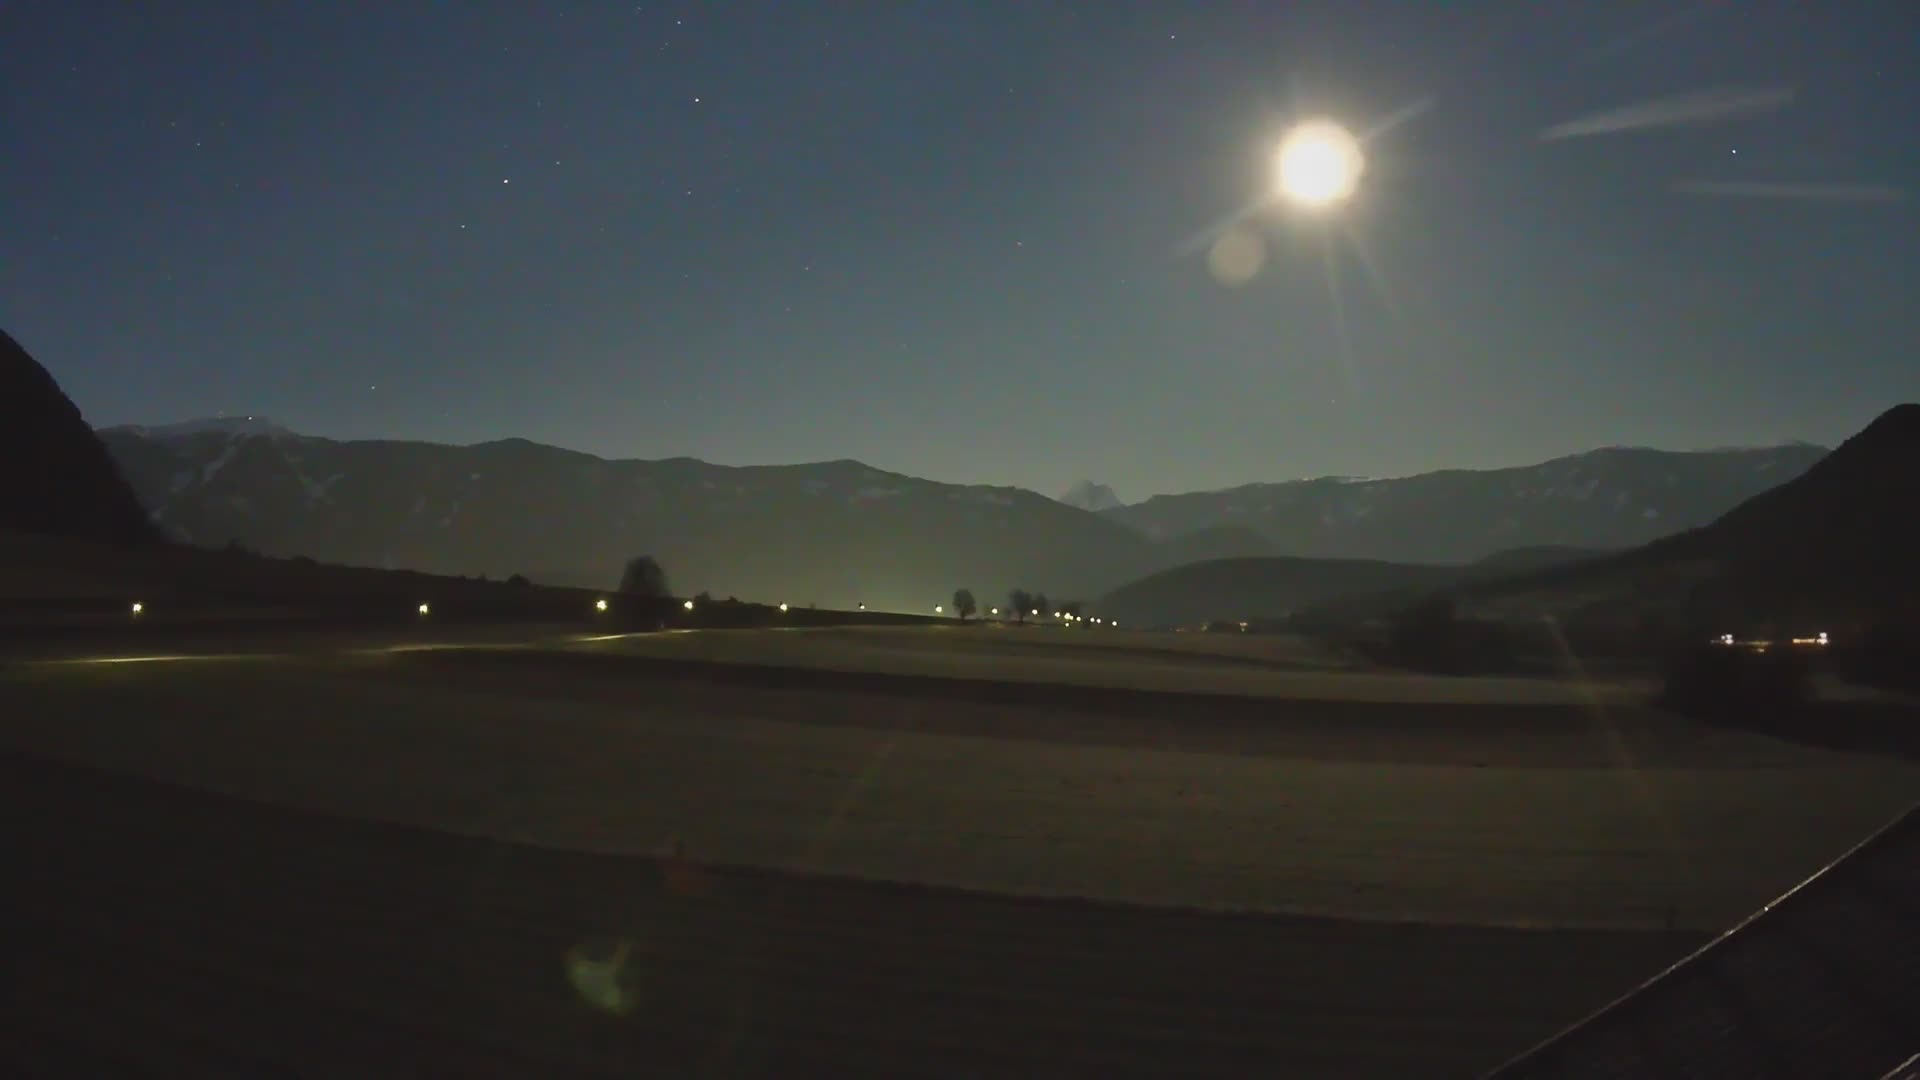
[1103,442,1828,563]
[101,422,1834,612]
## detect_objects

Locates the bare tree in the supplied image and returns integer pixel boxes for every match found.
[618,555,669,597]
[952,588,977,621]
[1007,589,1033,625]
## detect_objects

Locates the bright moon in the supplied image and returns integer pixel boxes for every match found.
[1274,120,1365,208]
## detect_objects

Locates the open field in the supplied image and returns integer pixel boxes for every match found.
[3,626,1912,933]
[3,750,1703,1078]
[568,624,1661,705]
[4,620,1914,1074]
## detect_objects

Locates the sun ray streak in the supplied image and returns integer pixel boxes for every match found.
[1339,222,1401,322]
[1358,96,1436,144]
[1317,225,1358,397]
[1175,195,1274,258]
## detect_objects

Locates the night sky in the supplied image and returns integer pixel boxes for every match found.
[4,1,1914,500]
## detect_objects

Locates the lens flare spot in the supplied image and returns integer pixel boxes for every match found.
[1207,226,1267,286]
[566,939,639,1015]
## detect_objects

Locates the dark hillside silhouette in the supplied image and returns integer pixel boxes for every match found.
[0,329,157,545]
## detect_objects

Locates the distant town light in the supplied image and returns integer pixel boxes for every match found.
[683,599,695,611]
[1818,631,1830,646]
[130,601,144,616]
[858,603,867,611]
[1031,609,1038,616]
[595,598,609,612]
[934,605,944,614]
[779,602,789,612]
[417,603,431,616]
[990,607,999,616]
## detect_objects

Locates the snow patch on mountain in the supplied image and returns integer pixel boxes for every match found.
[1059,480,1123,513]
[199,435,246,486]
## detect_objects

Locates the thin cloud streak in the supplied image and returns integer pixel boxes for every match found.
[1673,180,1908,204]
[1540,86,1795,140]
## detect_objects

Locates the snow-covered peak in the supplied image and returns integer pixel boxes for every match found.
[107,416,294,439]
[1059,479,1124,512]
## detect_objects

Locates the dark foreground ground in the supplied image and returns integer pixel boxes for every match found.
[2,751,1701,1079]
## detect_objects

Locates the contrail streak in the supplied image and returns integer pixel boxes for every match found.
[1540,86,1794,140]
[1673,180,1908,204]
[1358,96,1436,143]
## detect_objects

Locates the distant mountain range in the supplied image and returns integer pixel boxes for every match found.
[104,416,293,440]
[1105,445,1828,565]
[97,427,1159,609]
[95,419,1834,613]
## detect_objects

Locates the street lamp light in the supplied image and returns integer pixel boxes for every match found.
[595,598,608,612]
[417,603,431,616]
[683,599,695,611]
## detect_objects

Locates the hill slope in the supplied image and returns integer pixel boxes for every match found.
[1096,545,1608,628]
[1098,556,1462,627]
[0,330,156,545]
[1470,405,1920,626]
[1106,445,1827,562]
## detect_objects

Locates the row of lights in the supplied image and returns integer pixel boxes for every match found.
[127,597,806,621]
[1713,631,1831,650]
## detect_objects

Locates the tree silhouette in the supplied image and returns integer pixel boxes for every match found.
[618,555,669,597]
[952,588,977,621]
[1007,589,1033,624]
